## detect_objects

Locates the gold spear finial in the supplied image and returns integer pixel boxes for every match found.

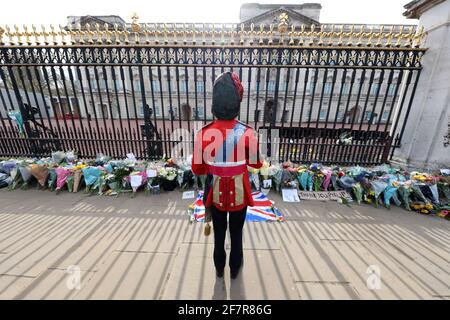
[278,12,288,44]
[104,23,112,44]
[114,23,121,45]
[41,24,49,45]
[298,24,305,45]
[77,23,84,45]
[14,24,23,45]
[144,23,150,44]
[58,24,67,45]
[95,23,103,44]
[0,26,5,45]
[258,23,264,45]
[23,25,32,45]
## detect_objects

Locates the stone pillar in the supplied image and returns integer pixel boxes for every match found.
[393,0,450,170]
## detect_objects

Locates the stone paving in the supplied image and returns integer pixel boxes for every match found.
[0,188,448,300]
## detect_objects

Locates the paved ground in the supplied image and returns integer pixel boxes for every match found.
[0,188,448,300]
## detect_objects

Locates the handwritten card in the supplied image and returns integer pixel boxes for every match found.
[282,188,300,202]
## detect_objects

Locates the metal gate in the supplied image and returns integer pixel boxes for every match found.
[0,18,426,164]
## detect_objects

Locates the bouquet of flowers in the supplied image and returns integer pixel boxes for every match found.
[55,167,73,193]
[322,169,333,191]
[82,166,104,194]
[51,151,66,164]
[9,164,22,190]
[18,160,34,189]
[144,162,161,195]
[47,167,57,191]
[352,182,364,205]
[0,160,17,175]
[249,167,261,191]
[398,184,412,210]
[72,164,86,193]
[30,164,49,189]
[370,180,387,207]
[65,151,77,163]
[158,166,178,191]
[259,161,272,194]
[127,170,148,197]
[279,162,298,189]
[175,157,194,190]
[94,153,111,166]
[383,180,401,208]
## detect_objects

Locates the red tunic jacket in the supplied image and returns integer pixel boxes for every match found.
[192,119,263,212]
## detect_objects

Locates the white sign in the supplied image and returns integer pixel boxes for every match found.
[299,190,352,201]
[282,189,300,202]
[182,191,195,199]
[146,169,157,178]
[130,175,143,187]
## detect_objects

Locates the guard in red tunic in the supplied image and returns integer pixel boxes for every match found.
[192,72,263,279]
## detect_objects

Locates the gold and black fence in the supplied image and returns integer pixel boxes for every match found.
[0,14,426,164]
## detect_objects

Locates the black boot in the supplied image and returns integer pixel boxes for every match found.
[230,258,244,279]
[216,269,224,278]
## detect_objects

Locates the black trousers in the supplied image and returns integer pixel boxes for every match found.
[211,205,247,272]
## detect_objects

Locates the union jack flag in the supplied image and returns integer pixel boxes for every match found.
[189,191,285,222]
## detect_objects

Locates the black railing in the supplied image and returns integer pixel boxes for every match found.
[0,44,423,164]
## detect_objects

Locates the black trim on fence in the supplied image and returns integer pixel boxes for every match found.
[0,45,423,164]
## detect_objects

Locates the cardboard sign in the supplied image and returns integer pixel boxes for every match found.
[282,189,300,202]
[299,190,352,201]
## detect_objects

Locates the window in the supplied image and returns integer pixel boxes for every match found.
[90,79,97,89]
[365,111,373,121]
[388,84,397,96]
[154,105,161,117]
[306,82,312,94]
[342,83,350,95]
[381,110,390,122]
[370,84,379,95]
[152,80,160,92]
[180,82,187,92]
[196,106,205,119]
[114,80,122,91]
[354,83,362,94]
[324,83,332,95]
[196,82,204,93]
[337,110,345,121]
[133,80,141,91]
[268,80,276,92]
[319,110,326,120]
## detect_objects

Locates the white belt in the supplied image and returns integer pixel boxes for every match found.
[206,160,246,167]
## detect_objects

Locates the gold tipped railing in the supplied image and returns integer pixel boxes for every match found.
[0,14,427,49]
